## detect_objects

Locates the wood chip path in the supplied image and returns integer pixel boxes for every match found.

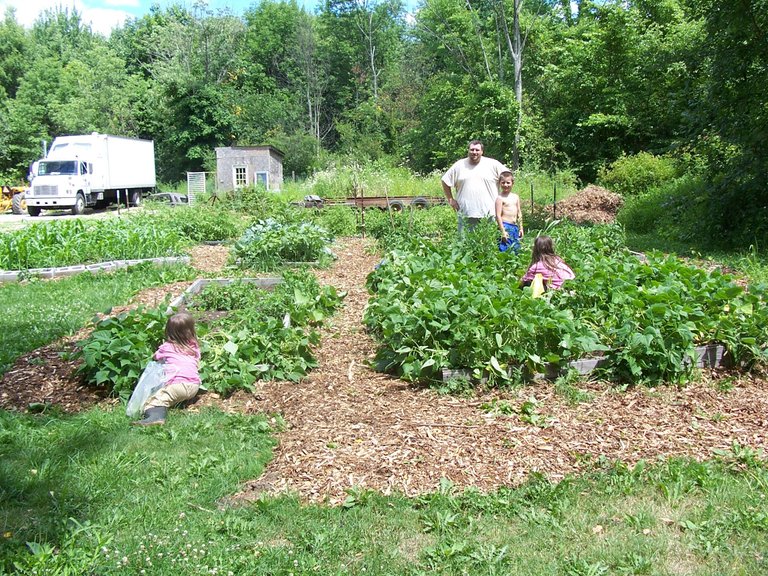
[230,237,768,504]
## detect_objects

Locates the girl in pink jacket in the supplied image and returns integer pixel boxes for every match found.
[133,312,201,426]
[520,236,575,291]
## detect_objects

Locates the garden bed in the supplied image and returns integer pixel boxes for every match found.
[0,256,190,282]
[167,276,282,311]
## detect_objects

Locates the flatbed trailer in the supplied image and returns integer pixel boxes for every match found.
[294,195,446,211]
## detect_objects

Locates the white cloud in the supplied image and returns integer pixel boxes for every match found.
[0,0,133,36]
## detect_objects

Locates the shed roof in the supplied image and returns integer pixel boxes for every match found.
[215,145,285,158]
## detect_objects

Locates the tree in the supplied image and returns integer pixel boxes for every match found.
[684,0,768,244]
[0,9,29,99]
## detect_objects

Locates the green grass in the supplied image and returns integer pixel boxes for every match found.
[626,233,768,286]
[1,408,766,575]
[0,263,196,377]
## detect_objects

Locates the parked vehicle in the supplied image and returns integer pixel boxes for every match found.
[0,185,28,214]
[292,194,446,211]
[26,133,156,216]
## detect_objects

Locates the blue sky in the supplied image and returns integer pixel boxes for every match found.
[0,0,319,36]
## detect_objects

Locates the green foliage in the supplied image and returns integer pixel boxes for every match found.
[365,223,768,386]
[363,205,458,251]
[406,76,518,172]
[72,270,345,396]
[597,152,679,197]
[306,160,440,199]
[232,219,335,271]
[71,306,169,395]
[196,270,345,393]
[224,185,293,220]
[0,214,189,270]
[617,174,707,244]
[0,263,195,377]
[150,204,247,242]
[304,206,359,237]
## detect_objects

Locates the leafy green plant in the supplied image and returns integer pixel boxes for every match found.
[597,152,679,197]
[71,306,169,396]
[364,223,768,387]
[151,204,247,241]
[72,270,345,397]
[232,219,335,271]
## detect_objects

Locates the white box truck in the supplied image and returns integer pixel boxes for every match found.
[26,133,156,216]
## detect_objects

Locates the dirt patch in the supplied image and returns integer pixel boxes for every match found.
[542,185,623,224]
[2,240,767,506]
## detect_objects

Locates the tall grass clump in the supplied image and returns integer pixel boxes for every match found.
[618,174,708,249]
[306,160,439,199]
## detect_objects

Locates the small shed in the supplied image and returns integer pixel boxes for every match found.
[215,145,284,192]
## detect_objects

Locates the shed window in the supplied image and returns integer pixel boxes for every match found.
[233,166,247,189]
[255,171,268,189]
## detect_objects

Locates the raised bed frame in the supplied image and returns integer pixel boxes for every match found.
[167,277,282,312]
[441,343,732,382]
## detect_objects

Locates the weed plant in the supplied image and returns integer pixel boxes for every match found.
[306,160,439,199]
[363,205,458,249]
[302,205,360,237]
[1,413,766,575]
[0,263,196,377]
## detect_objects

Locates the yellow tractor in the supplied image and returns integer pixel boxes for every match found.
[1,185,28,215]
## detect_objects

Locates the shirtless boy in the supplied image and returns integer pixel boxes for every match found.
[495,171,523,253]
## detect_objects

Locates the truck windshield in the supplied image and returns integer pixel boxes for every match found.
[38,161,78,176]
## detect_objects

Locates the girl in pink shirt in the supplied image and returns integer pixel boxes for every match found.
[133,312,201,426]
[520,236,575,291]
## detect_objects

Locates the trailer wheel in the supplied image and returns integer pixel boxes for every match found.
[28,206,41,217]
[72,193,85,215]
[387,200,405,212]
[410,196,429,209]
[11,192,27,215]
[129,190,142,207]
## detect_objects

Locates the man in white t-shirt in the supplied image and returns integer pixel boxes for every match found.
[441,140,509,233]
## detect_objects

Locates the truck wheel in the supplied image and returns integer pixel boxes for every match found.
[129,190,141,207]
[11,192,27,215]
[72,193,85,215]
[387,200,405,212]
[28,206,41,217]
[410,196,429,209]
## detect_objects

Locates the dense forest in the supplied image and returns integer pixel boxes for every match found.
[0,0,766,245]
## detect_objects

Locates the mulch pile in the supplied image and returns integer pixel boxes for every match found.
[2,238,767,506]
[546,185,623,224]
